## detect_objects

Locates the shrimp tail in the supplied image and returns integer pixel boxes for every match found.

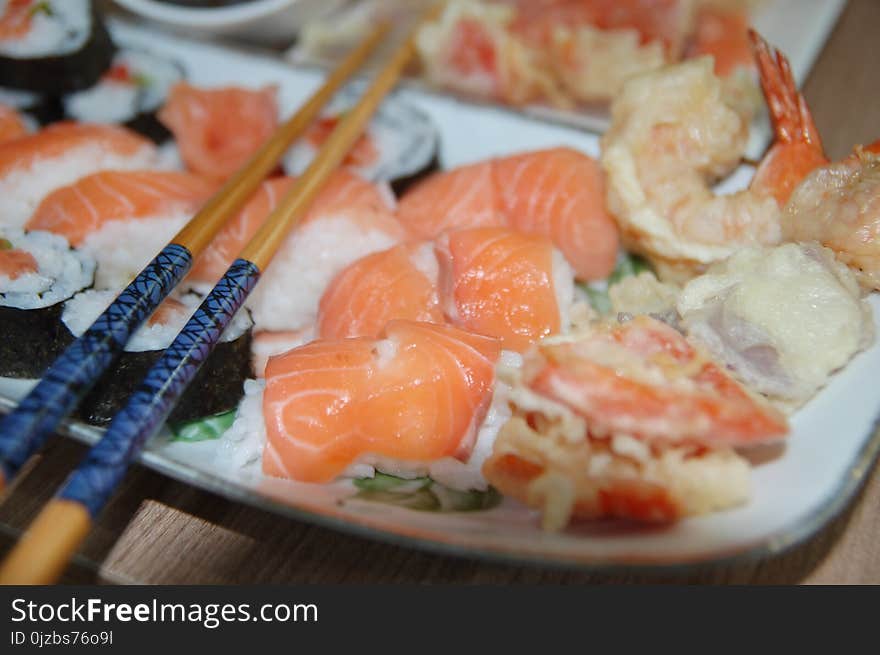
[748,29,823,151]
[749,29,827,206]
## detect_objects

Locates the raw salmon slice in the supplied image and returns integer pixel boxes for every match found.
[27,170,217,245]
[0,247,38,279]
[436,227,565,352]
[262,320,501,483]
[493,147,618,280]
[0,122,155,178]
[158,83,279,181]
[396,160,503,240]
[0,0,33,40]
[317,242,443,340]
[396,147,619,280]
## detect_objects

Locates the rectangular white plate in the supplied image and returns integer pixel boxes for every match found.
[289,0,848,159]
[2,15,877,571]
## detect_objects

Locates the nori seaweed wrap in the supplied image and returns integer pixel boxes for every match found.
[0,87,63,125]
[0,1,116,94]
[0,229,95,379]
[62,47,186,143]
[283,88,439,195]
[62,290,253,426]
[74,329,253,425]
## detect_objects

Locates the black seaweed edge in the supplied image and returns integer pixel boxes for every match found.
[390,152,440,197]
[61,47,187,143]
[0,303,73,378]
[0,5,116,94]
[74,328,253,426]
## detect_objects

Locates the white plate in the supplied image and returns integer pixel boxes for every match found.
[2,17,878,571]
[113,0,347,44]
[289,0,848,159]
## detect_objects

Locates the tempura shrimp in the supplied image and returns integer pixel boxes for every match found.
[601,31,826,281]
[783,146,880,291]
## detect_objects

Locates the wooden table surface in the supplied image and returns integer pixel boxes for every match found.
[2,0,879,585]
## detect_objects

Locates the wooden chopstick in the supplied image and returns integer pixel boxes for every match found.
[0,22,389,495]
[0,8,433,585]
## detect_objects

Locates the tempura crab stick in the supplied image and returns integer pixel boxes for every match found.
[482,315,788,529]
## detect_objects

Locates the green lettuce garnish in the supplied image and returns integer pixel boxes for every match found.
[169,410,236,443]
[29,2,53,18]
[352,472,502,513]
[581,252,654,314]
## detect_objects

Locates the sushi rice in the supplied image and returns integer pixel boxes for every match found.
[0,0,91,59]
[62,288,253,352]
[246,214,402,332]
[79,211,192,290]
[283,87,438,191]
[63,48,185,131]
[0,228,94,309]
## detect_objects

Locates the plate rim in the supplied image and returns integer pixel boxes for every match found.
[1,8,871,575]
[2,393,879,574]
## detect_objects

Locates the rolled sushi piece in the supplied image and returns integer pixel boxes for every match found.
[0,87,62,126]
[0,1,116,94]
[62,290,254,426]
[0,228,95,378]
[63,48,186,143]
[283,87,438,196]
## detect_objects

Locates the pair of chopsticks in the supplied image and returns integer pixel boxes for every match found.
[0,9,432,584]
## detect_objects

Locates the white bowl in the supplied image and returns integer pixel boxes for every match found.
[113,0,347,45]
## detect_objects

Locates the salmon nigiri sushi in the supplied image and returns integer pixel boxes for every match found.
[395,147,619,281]
[158,82,279,181]
[188,170,405,332]
[260,320,503,485]
[0,122,159,229]
[316,242,443,340]
[493,147,618,281]
[396,160,502,240]
[27,170,216,289]
[436,227,575,352]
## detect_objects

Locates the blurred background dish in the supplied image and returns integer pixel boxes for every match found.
[113,0,348,45]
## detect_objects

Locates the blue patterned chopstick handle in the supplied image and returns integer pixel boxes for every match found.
[59,259,261,517]
[0,244,193,483]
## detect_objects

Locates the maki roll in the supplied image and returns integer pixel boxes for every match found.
[0,1,115,94]
[62,290,254,426]
[0,228,95,378]
[0,86,62,125]
[283,88,438,196]
[63,48,186,143]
